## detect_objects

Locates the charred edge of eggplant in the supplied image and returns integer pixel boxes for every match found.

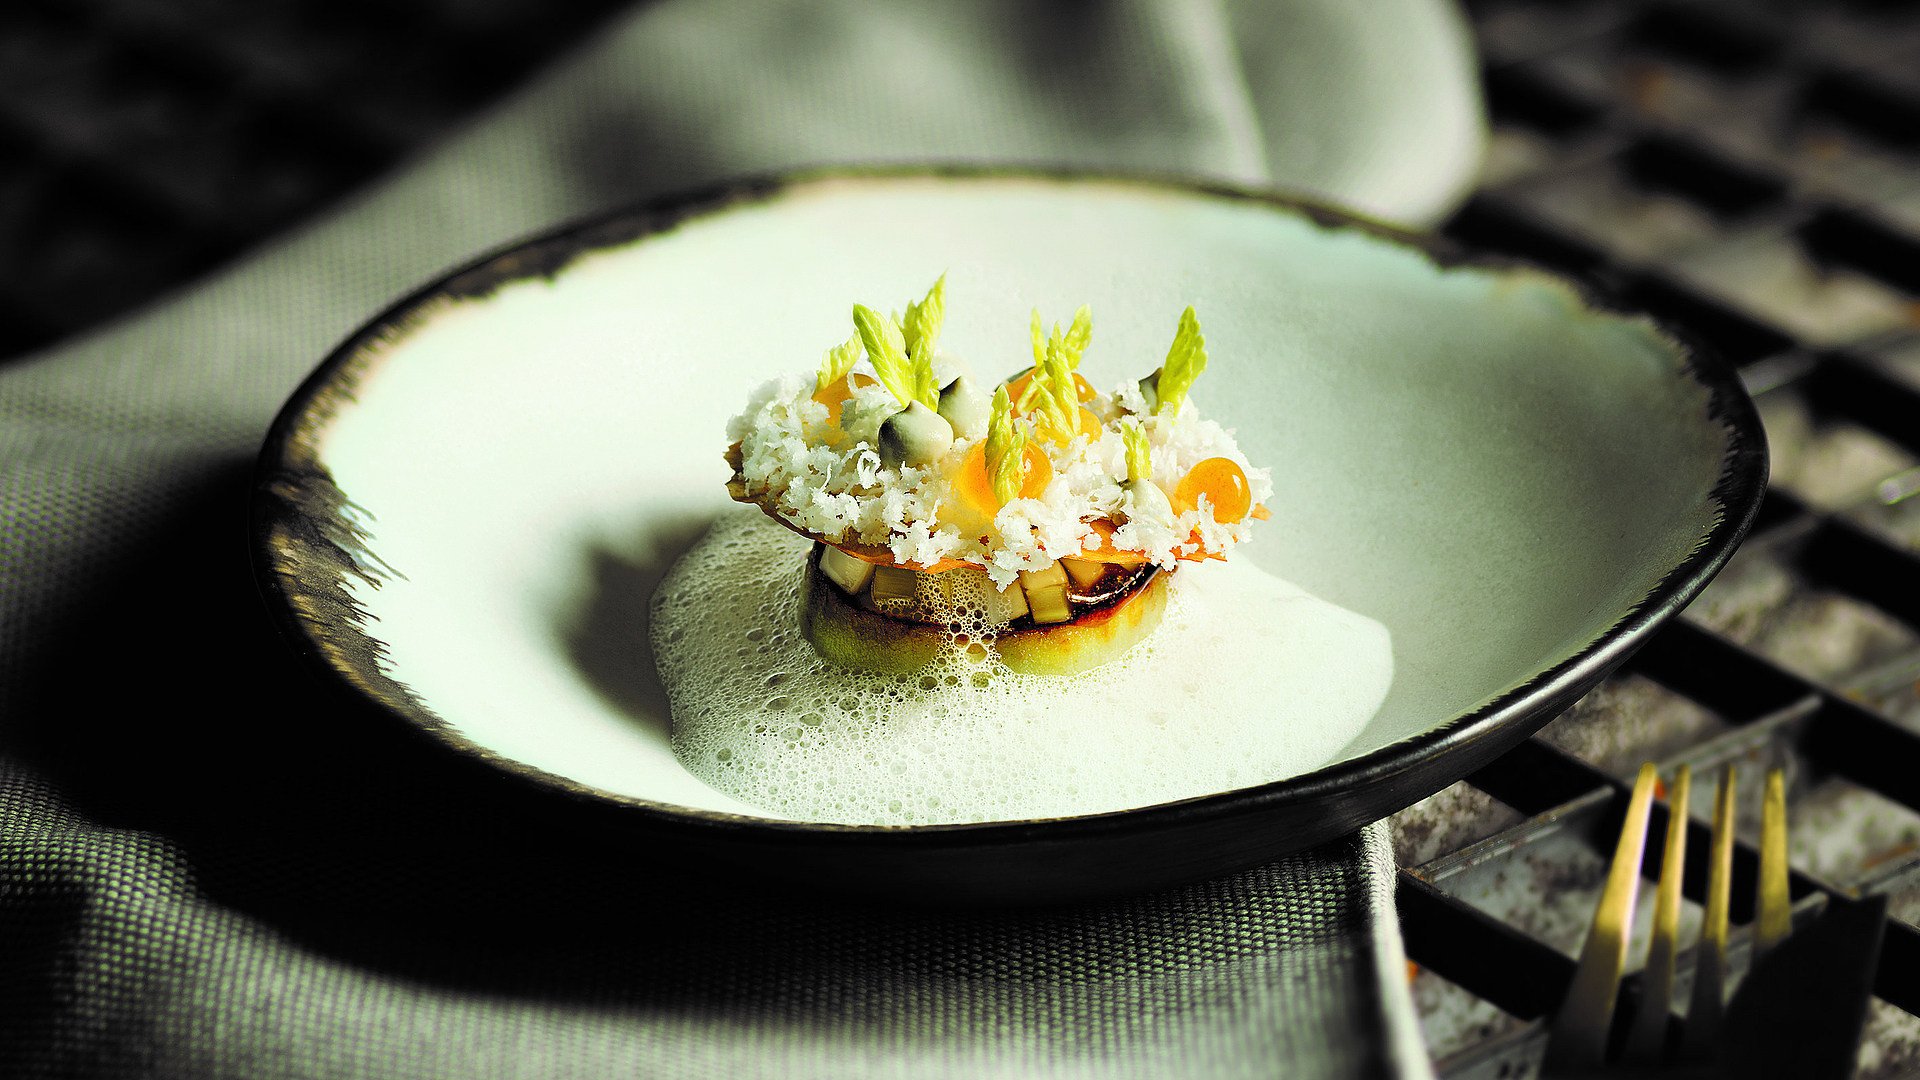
[1063,563,1157,611]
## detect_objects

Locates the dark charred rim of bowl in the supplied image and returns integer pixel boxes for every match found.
[249,165,1769,855]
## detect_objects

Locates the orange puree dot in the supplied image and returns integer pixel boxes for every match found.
[1174,457,1251,523]
[955,441,1053,518]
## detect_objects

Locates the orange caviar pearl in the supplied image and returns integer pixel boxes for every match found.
[954,440,1053,518]
[953,443,995,514]
[1173,457,1251,523]
[1003,371,1034,407]
[1077,406,1104,439]
[1016,444,1053,498]
[1005,370,1097,411]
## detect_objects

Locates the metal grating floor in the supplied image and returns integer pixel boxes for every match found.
[1395,1,1920,1076]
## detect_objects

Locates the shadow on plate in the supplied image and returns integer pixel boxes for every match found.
[5,463,1382,1020]
[559,512,716,744]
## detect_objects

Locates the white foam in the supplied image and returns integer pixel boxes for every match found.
[651,511,1394,825]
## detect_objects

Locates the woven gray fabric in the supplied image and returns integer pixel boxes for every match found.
[0,1,1477,1075]
[1,757,1418,1078]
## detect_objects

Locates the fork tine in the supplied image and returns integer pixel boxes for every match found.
[1755,766,1791,962]
[1544,761,1660,1071]
[1624,763,1691,1065]
[1681,763,1737,1064]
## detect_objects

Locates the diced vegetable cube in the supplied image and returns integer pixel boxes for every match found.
[820,545,876,595]
[988,577,1028,622]
[1019,562,1072,624]
[1058,558,1104,591]
[870,565,918,608]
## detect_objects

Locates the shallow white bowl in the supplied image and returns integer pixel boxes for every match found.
[253,171,1765,903]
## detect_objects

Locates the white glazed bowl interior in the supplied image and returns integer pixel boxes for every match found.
[314,176,1730,821]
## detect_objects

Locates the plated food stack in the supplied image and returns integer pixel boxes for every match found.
[726,276,1272,676]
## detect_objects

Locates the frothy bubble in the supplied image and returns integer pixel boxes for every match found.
[651,512,1394,825]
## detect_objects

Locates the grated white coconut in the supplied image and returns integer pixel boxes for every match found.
[728,361,1273,589]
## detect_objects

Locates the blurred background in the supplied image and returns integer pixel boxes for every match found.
[6,0,1920,1075]
[0,0,1916,369]
[7,0,1912,367]
[0,0,633,363]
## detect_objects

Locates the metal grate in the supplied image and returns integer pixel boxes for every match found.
[1397,1,1920,1076]
[0,0,633,363]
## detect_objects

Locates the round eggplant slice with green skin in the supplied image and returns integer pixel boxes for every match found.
[798,547,946,675]
[798,544,1168,677]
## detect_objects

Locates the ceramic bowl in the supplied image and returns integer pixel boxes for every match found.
[252,170,1765,904]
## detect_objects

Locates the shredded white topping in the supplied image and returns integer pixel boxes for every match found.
[729,366,1273,590]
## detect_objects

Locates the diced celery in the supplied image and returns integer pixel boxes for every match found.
[989,577,1028,622]
[870,565,918,608]
[819,545,876,595]
[1019,562,1072,624]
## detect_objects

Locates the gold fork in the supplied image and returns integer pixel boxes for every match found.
[1678,764,1737,1064]
[1621,763,1690,1065]
[1544,761,1791,1073]
[1543,761,1660,1071]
